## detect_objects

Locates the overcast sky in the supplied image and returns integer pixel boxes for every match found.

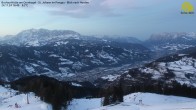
[0,0,195,40]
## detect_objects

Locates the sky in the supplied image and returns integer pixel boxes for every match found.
[0,0,195,40]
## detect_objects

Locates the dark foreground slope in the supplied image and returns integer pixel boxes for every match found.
[7,75,100,110]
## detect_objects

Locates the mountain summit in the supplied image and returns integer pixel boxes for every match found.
[1,29,81,46]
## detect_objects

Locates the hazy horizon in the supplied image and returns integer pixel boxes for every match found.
[0,0,196,40]
[0,28,196,41]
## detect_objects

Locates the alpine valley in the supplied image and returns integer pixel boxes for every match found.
[0,29,151,82]
[1,29,196,110]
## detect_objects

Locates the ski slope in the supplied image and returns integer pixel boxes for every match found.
[93,92,196,110]
[1,85,196,110]
[0,86,52,110]
[67,92,196,110]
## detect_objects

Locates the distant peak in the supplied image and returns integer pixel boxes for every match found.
[4,29,82,46]
[17,28,80,36]
[150,32,196,40]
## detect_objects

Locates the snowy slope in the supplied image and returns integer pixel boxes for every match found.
[67,98,102,110]
[139,56,196,87]
[121,51,196,88]
[0,86,52,110]
[2,84,196,110]
[92,92,196,110]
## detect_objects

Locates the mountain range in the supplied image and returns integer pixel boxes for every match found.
[1,29,196,110]
[0,29,151,82]
[0,29,196,87]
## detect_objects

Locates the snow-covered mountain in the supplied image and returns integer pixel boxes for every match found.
[0,29,151,82]
[0,29,143,46]
[0,29,81,46]
[93,46,196,89]
[117,47,196,90]
[145,32,196,57]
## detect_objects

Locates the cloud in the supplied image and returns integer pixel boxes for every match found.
[101,0,134,9]
[8,0,171,18]
[44,0,122,18]
[41,0,171,18]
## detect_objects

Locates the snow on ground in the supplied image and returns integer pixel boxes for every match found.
[71,83,82,87]
[98,51,118,63]
[66,92,196,110]
[25,40,40,47]
[0,86,52,110]
[101,75,121,81]
[92,92,196,110]
[59,58,73,65]
[54,41,69,46]
[2,84,196,110]
[67,98,102,110]
[25,65,35,73]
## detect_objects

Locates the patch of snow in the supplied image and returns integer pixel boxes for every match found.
[91,59,104,65]
[86,53,94,58]
[140,67,162,79]
[72,62,88,71]
[67,98,102,110]
[37,61,48,66]
[85,49,89,52]
[25,65,35,73]
[59,58,73,65]
[59,67,75,77]
[49,54,60,58]
[101,75,120,81]
[25,40,40,47]
[54,41,69,46]
[31,63,39,67]
[97,51,118,63]
[71,83,82,87]
[178,54,187,57]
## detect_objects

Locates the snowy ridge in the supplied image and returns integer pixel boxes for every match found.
[1,29,81,46]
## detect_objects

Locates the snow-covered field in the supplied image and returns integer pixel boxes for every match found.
[67,92,196,110]
[0,86,52,110]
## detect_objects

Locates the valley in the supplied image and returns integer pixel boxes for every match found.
[0,29,196,110]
